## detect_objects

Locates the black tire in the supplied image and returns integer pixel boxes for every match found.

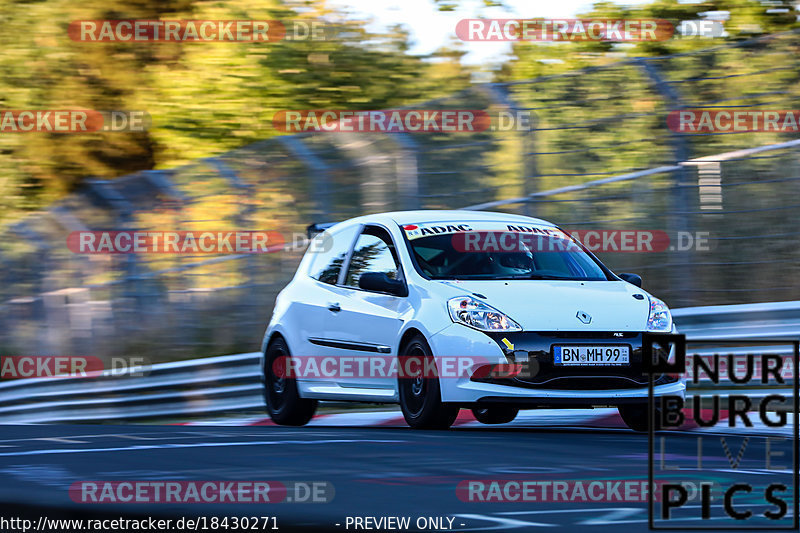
[619,403,661,432]
[472,406,519,425]
[263,337,317,426]
[398,335,459,429]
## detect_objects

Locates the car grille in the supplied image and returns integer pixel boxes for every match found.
[479,331,677,390]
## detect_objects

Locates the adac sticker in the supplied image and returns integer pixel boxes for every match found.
[402,223,473,240]
[402,224,422,239]
[402,221,564,241]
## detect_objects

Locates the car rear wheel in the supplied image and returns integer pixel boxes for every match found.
[472,406,519,425]
[263,337,317,426]
[618,403,661,432]
[398,335,459,430]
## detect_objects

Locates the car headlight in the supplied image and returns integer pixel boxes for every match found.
[447,296,522,333]
[646,296,672,332]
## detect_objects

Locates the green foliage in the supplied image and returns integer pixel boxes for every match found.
[498,0,800,183]
[0,0,470,225]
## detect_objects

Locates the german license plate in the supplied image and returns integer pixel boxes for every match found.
[553,345,630,366]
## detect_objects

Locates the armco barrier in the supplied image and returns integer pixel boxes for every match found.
[672,301,800,340]
[0,352,262,423]
[0,301,797,423]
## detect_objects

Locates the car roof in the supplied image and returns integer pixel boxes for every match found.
[336,210,556,229]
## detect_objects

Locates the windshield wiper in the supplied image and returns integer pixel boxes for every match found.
[436,273,564,280]
[433,273,598,281]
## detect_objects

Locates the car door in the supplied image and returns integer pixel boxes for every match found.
[293,224,360,393]
[325,224,408,391]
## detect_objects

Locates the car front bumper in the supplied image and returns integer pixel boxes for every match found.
[429,324,685,405]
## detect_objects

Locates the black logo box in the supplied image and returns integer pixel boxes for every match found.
[644,333,799,530]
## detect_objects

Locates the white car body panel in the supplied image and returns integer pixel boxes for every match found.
[262,210,686,406]
[433,280,650,331]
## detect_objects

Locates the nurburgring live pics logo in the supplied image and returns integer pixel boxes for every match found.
[645,334,799,529]
[685,354,794,383]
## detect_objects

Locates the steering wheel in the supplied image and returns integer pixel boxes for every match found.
[414,253,438,277]
[438,253,475,276]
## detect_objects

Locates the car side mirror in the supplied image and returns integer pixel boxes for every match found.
[619,272,642,288]
[358,272,407,296]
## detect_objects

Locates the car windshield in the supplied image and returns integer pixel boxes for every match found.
[402,222,609,281]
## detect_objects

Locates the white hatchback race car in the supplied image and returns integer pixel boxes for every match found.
[261,210,685,430]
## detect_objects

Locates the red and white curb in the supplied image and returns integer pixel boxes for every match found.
[179,408,795,436]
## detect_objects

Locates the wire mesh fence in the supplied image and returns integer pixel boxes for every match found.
[1,32,799,361]
[477,143,800,308]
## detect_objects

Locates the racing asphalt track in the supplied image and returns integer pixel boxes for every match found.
[0,423,795,532]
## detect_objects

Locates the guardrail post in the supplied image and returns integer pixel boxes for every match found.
[480,83,537,216]
[390,133,421,211]
[276,135,332,220]
[85,179,140,351]
[7,223,52,353]
[637,59,694,307]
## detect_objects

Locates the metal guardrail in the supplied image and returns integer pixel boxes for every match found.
[0,353,263,423]
[0,302,797,423]
[672,301,800,340]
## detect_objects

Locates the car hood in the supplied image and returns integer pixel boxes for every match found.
[432,279,653,331]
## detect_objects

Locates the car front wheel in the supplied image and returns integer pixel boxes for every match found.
[263,337,317,426]
[618,403,662,432]
[472,406,519,425]
[398,335,459,430]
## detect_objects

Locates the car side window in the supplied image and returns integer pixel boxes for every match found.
[344,227,400,288]
[307,226,359,285]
